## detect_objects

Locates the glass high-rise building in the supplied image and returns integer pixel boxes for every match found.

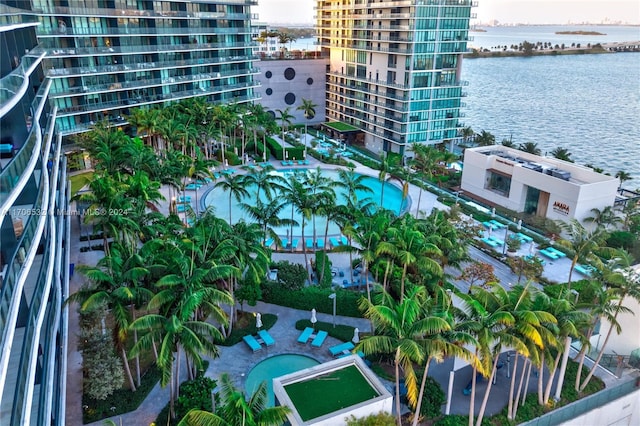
[316,0,475,155]
[31,0,260,136]
[1,2,69,424]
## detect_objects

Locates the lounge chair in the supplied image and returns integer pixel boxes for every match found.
[291,239,299,250]
[539,249,559,260]
[176,204,188,213]
[489,220,506,229]
[280,238,289,249]
[316,238,325,249]
[258,330,275,346]
[311,330,328,348]
[179,195,191,203]
[340,236,348,246]
[263,238,274,248]
[297,327,314,344]
[329,237,340,248]
[243,335,262,352]
[338,350,365,359]
[185,183,201,190]
[329,341,355,357]
[306,238,314,249]
[547,247,566,257]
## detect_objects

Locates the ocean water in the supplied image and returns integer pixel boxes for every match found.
[469,25,640,50]
[461,30,640,187]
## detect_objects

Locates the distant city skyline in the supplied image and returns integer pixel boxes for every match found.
[254,0,640,26]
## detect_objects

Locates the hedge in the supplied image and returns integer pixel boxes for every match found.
[261,284,364,318]
[264,136,305,161]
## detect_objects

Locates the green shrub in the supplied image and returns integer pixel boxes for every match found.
[346,412,396,425]
[315,250,333,288]
[83,366,161,423]
[155,362,211,426]
[262,285,364,317]
[175,375,217,421]
[269,260,307,290]
[607,231,635,250]
[295,319,356,343]
[418,376,446,419]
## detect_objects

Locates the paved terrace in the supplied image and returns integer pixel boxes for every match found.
[66,135,629,425]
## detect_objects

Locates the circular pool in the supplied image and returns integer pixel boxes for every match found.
[245,354,320,406]
[203,168,409,235]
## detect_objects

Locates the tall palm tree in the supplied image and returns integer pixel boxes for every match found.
[461,126,475,146]
[242,165,285,201]
[615,170,632,187]
[214,174,250,225]
[556,219,608,290]
[178,373,291,426]
[378,153,397,207]
[305,167,336,243]
[297,98,317,152]
[584,205,623,230]
[578,252,640,392]
[358,286,435,426]
[276,107,294,157]
[240,198,296,247]
[410,144,442,217]
[283,174,314,283]
[335,166,373,208]
[475,130,495,147]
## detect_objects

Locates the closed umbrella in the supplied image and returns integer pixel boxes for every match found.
[255,313,262,330]
[352,328,360,344]
[311,308,317,329]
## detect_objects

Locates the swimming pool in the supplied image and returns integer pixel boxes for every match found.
[203,168,409,235]
[245,354,320,406]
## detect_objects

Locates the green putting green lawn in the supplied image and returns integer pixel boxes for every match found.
[324,121,360,132]
[284,365,379,421]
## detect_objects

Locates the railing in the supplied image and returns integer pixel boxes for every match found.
[50,68,258,98]
[519,379,639,426]
[34,5,254,20]
[56,81,258,115]
[47,55,258,77]
[37,25,250,37]
[36,40,251,57]
[0,53,45,115]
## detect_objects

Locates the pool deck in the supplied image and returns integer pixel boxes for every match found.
[68,133,630,426]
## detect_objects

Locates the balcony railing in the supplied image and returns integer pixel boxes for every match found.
[34,5,254,21]
[37,25,250,37]
[35,40,252,57]
[47,55,258,78]
[0,53,45,116]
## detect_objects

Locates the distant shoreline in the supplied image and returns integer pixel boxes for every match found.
[464,42,640,58]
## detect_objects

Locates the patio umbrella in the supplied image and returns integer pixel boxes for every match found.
[529,242,536,256]
[491,207,496,218]
[487,224,493,237]
[255,313,262,330]
[352,328,360,344]
[517,219,522,230]
[311,308,317,329]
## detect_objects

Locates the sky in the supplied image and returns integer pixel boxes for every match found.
[254,0,640,26]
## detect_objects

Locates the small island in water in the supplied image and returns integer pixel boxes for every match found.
[556,30,606,35]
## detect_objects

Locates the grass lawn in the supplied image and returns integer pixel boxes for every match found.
[325,121,360,132]
[70,171,93,196]
[284,365,379,421]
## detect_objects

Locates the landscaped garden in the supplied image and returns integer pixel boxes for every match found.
[68,99,640,425]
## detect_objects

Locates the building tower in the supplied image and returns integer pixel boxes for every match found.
[1,2,69,424]
[316,0,474,155]
[32,0,260,136]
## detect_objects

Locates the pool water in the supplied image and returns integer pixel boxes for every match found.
[245,354,320,406]
[203,168,408,235]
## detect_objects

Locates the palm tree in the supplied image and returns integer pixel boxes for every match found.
[584,205,623,230]
[214,174,249,225]
[461,126,475,147]
[283,174,314,283]
[242,165,285,201]
[377,153,398,207]
[475,130,495,147]
[297,98,317,153]
[358,286,434,426]
[335,166,373,207]
[240,198,297,247]
[550,147,574,162]
[178,373,290,426]
[276,107,294,157]
[615,170,632,188]
[409,144,442,217]
[578,252,640,392]
[556,219,609,290]
[518,142,542,155]
[304,167,336,243]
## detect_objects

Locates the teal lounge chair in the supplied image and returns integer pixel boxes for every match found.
[311,330,328,348]
[280,238,289,249]
[291,239,299,250]
[329,341,355,357]
[340,236,348,246]
[177,204,188,213]
[316,238,325,249]
[306,238,314,249]
[243,335,262,352]
[179,195,191,203]
[329,237,340,247]
[263,238,274,248]
[297,327,314,344]
[258,330,275,346]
